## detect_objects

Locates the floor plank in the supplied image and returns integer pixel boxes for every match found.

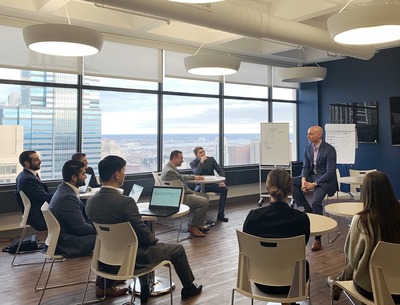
[0,199,359,305]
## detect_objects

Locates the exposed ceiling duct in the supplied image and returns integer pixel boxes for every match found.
[84,0,376,61]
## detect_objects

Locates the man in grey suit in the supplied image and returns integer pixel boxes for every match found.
[292,125,337,251]
[85,155,203,303]
[49,160,97,258]
[161,150,210,237]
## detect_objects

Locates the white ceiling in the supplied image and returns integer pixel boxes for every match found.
[0,0,398,66]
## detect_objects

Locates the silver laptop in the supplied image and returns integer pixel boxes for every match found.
[129,184,144,203]
[79,173,92,194]
[140,186,183,217]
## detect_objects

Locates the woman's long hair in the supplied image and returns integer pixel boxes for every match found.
[358,171,400,245]
[266,168,292,202]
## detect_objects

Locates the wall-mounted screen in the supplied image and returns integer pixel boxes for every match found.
[329,101,378,143]
[390,96,400,145]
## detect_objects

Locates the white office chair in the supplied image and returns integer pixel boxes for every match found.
[11,191,43,266]
[349,169,377,200]
[331,241,400,305]
[80,222,173,305]
[152,171,162,186]
[231,230,310,305]
[35,202,84,305]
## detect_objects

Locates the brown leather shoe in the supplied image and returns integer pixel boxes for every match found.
[96,286,128,298]
[311,240,322,251]
[188,226,205,237]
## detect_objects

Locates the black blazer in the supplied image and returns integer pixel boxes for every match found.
[15,169,53,231]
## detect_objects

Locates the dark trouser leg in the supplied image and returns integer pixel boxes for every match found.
[311,186,327,241]
[205,184,228,216]
[169,245,195,288]
[292,176,312,212]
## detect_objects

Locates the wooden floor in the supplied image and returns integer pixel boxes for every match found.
[0,199,360,305]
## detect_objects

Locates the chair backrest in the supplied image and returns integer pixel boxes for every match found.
[235,230,307,298]
[369,241,400,305]
[41,202,61,258]
[349,169,376,194]
[92,222,137,278]
[19,190,31,227]
[152,172,162,186]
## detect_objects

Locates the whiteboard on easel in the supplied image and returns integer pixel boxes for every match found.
[325,124,356,164]
[260,122,290,166]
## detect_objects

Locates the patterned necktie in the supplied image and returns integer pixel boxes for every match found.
[313,145,318,173]
[36,173,42,182]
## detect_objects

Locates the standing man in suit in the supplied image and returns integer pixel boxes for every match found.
[292,125,337,251]
[15,150,53,231]
[71,152,101,188]
[86,155,203,303]
[48,160,97,258]
[190,146,229,222]
[161,150,210,237]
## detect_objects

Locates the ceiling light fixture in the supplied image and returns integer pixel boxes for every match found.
[22,1,103,56]
[23,23,103,56]
[184,53,241,76]
[279,66,327,83]
[327,4,400,45]
[279,47,327,83]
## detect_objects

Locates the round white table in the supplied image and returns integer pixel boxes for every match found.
[186,175,225,193]
[306,213,338,236]
[325,202,363,217]
[129,203,190,296]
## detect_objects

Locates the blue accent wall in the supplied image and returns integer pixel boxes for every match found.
[298,47,400,196]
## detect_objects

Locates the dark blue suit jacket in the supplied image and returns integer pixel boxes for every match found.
[301,141,338,196]
[49,182,96,258]
[15,169,53,231]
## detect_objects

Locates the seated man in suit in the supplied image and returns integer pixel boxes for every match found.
[161,150,210,237]
[71,152,101,188]
[292,125,337,252]
[15,150,53,231]
[48,160,97,258]
[190,146,229,222]
[86,155,203,303]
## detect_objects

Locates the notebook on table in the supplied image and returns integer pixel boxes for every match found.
[129,184,144,203]
[140,186,183,217]
[79,174,92,194]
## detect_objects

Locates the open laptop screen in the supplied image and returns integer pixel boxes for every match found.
[149,186,183,208]
[129,184,144,203]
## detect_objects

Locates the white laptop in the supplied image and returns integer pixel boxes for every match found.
[129,184,144,203]
[139,186,183,217]
[79,173,92,194]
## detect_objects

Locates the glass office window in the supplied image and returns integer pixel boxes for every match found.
[163,95,219,169]
[0,68,78,84]
[224,99,268,166]
[272,87,297,100]
[0,81,78,183]
[82,90,158,174]
[164,77,219,95]
[83,75,157,90]
[225,83,268,98]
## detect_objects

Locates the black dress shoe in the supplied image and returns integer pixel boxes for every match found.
[204,220,216,227]
[217,214,229,222]
[181,283,203,300]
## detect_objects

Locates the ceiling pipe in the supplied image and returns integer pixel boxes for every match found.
[86,0,375,61]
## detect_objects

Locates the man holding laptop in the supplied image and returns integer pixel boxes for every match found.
[86,155,203,303]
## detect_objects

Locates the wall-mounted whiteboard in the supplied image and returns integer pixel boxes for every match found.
[325,124,356,164]
[260,122,290,166]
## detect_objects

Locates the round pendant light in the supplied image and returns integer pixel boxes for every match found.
[184,54,241,76]
[279,66,327,83]
[23,24,104,57]
[327,4,400,45]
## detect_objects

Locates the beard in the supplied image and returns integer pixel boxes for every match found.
[76,178,86,187]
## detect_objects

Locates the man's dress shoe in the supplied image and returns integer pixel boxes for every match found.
[311,240,322,251]
[217,214,229,222]
[95,286,128,298]
[188,226,205,237]
[181,283,203,300]
[198,225,210,233]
